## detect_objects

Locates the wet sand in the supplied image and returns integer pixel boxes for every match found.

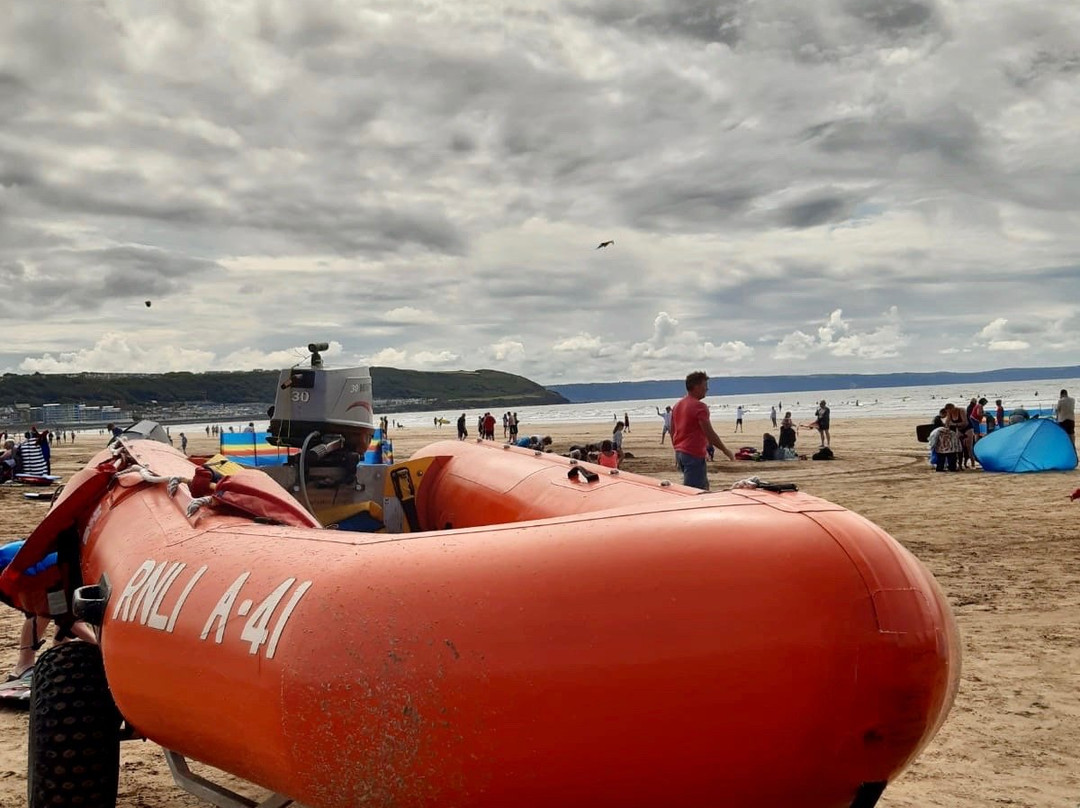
[2,416,1079,806]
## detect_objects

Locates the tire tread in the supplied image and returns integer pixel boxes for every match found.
[28,642,120,808]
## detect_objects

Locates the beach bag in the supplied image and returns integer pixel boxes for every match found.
[937,429,960,455]
[812,447,834,461]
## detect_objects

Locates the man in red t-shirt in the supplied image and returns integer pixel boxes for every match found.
[670,371,735,490]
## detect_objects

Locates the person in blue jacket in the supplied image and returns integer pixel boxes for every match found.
[1,539,62,682]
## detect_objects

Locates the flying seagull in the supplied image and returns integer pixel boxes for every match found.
[596,240,615,249]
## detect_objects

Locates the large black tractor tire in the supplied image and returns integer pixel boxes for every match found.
[28,642,121,808]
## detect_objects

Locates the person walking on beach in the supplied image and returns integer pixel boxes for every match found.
[1055,389,1075,448]
[179,432,188,454]
[456,413,467,441]
[670,371,735,490]
[770,405,777,428]
[814,401,831,447]
[734,406,744,433]
[657,405,672,444]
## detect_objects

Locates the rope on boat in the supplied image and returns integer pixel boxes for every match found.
[115,465,193,498]
[186,496,214,518]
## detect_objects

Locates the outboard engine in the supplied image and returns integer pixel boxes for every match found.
[261,342,419,533]
[267,342,376,459]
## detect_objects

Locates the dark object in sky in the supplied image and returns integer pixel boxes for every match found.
[145,300,152,307]
[596,240,615,249]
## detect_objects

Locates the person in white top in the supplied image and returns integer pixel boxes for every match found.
[656,406,672,444]
[1054,389,1075,447]
[734,405,744,433]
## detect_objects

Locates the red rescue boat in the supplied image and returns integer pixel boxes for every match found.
[1,432,959,808]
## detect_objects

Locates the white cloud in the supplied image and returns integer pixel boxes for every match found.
[487,340,526,362]
[649,312,679,348]
[552,333,607,353]
[412,349,462,366]
[383,307,435,324]
[219,342,344,370]
[629,312,755,370]
[772,308,909,362]
[363,348,409,366]
[774,331,818,360]
[977,318,1011,340]
[19,333,217,374]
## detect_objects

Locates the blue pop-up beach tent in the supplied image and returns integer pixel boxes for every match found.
[974,419,1078,473]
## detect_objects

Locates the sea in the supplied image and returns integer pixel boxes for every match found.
[173,375,1080,434]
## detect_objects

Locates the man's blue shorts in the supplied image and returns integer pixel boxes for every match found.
[675,451,709,491]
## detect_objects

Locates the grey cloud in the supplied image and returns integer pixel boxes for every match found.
[33,181,216,227]
[1033,264,1080,282]
[779,196,851,228]
[0,71,30,116]
[621,181,759,232]
[568,0,744,46]
[1008,49,1080,89]
[229,193,468,257]
[845,0,938,37]
[449,132,477,153]
[255,3,360,53]
[0,246,219,310]
[803,104,985,169]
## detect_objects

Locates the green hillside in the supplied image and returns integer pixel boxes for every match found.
[0,368,568,412]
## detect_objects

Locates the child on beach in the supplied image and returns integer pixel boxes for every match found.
[598,439,619,468]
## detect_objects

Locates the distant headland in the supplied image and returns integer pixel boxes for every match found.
[546,365,1080,403]
[0,367,568,429]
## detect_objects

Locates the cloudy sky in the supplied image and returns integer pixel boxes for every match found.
[3,0,1080,384]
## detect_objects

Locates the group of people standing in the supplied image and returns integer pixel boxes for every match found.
[455,411,521,442]
[927,402,983,472]
[926,391,1075,472]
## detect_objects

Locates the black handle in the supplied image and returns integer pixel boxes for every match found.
[567,466,600,483]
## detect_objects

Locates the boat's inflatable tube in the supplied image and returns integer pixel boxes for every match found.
[3,437,959,808]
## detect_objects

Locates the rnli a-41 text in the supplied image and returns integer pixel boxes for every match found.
[111,560,312,659]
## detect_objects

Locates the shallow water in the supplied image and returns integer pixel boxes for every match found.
[174,375,1080,433]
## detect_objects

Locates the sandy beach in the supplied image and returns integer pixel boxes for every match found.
[2,414,1078,807]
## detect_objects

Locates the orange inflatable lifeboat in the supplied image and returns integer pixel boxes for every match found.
[1,434,959,808]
